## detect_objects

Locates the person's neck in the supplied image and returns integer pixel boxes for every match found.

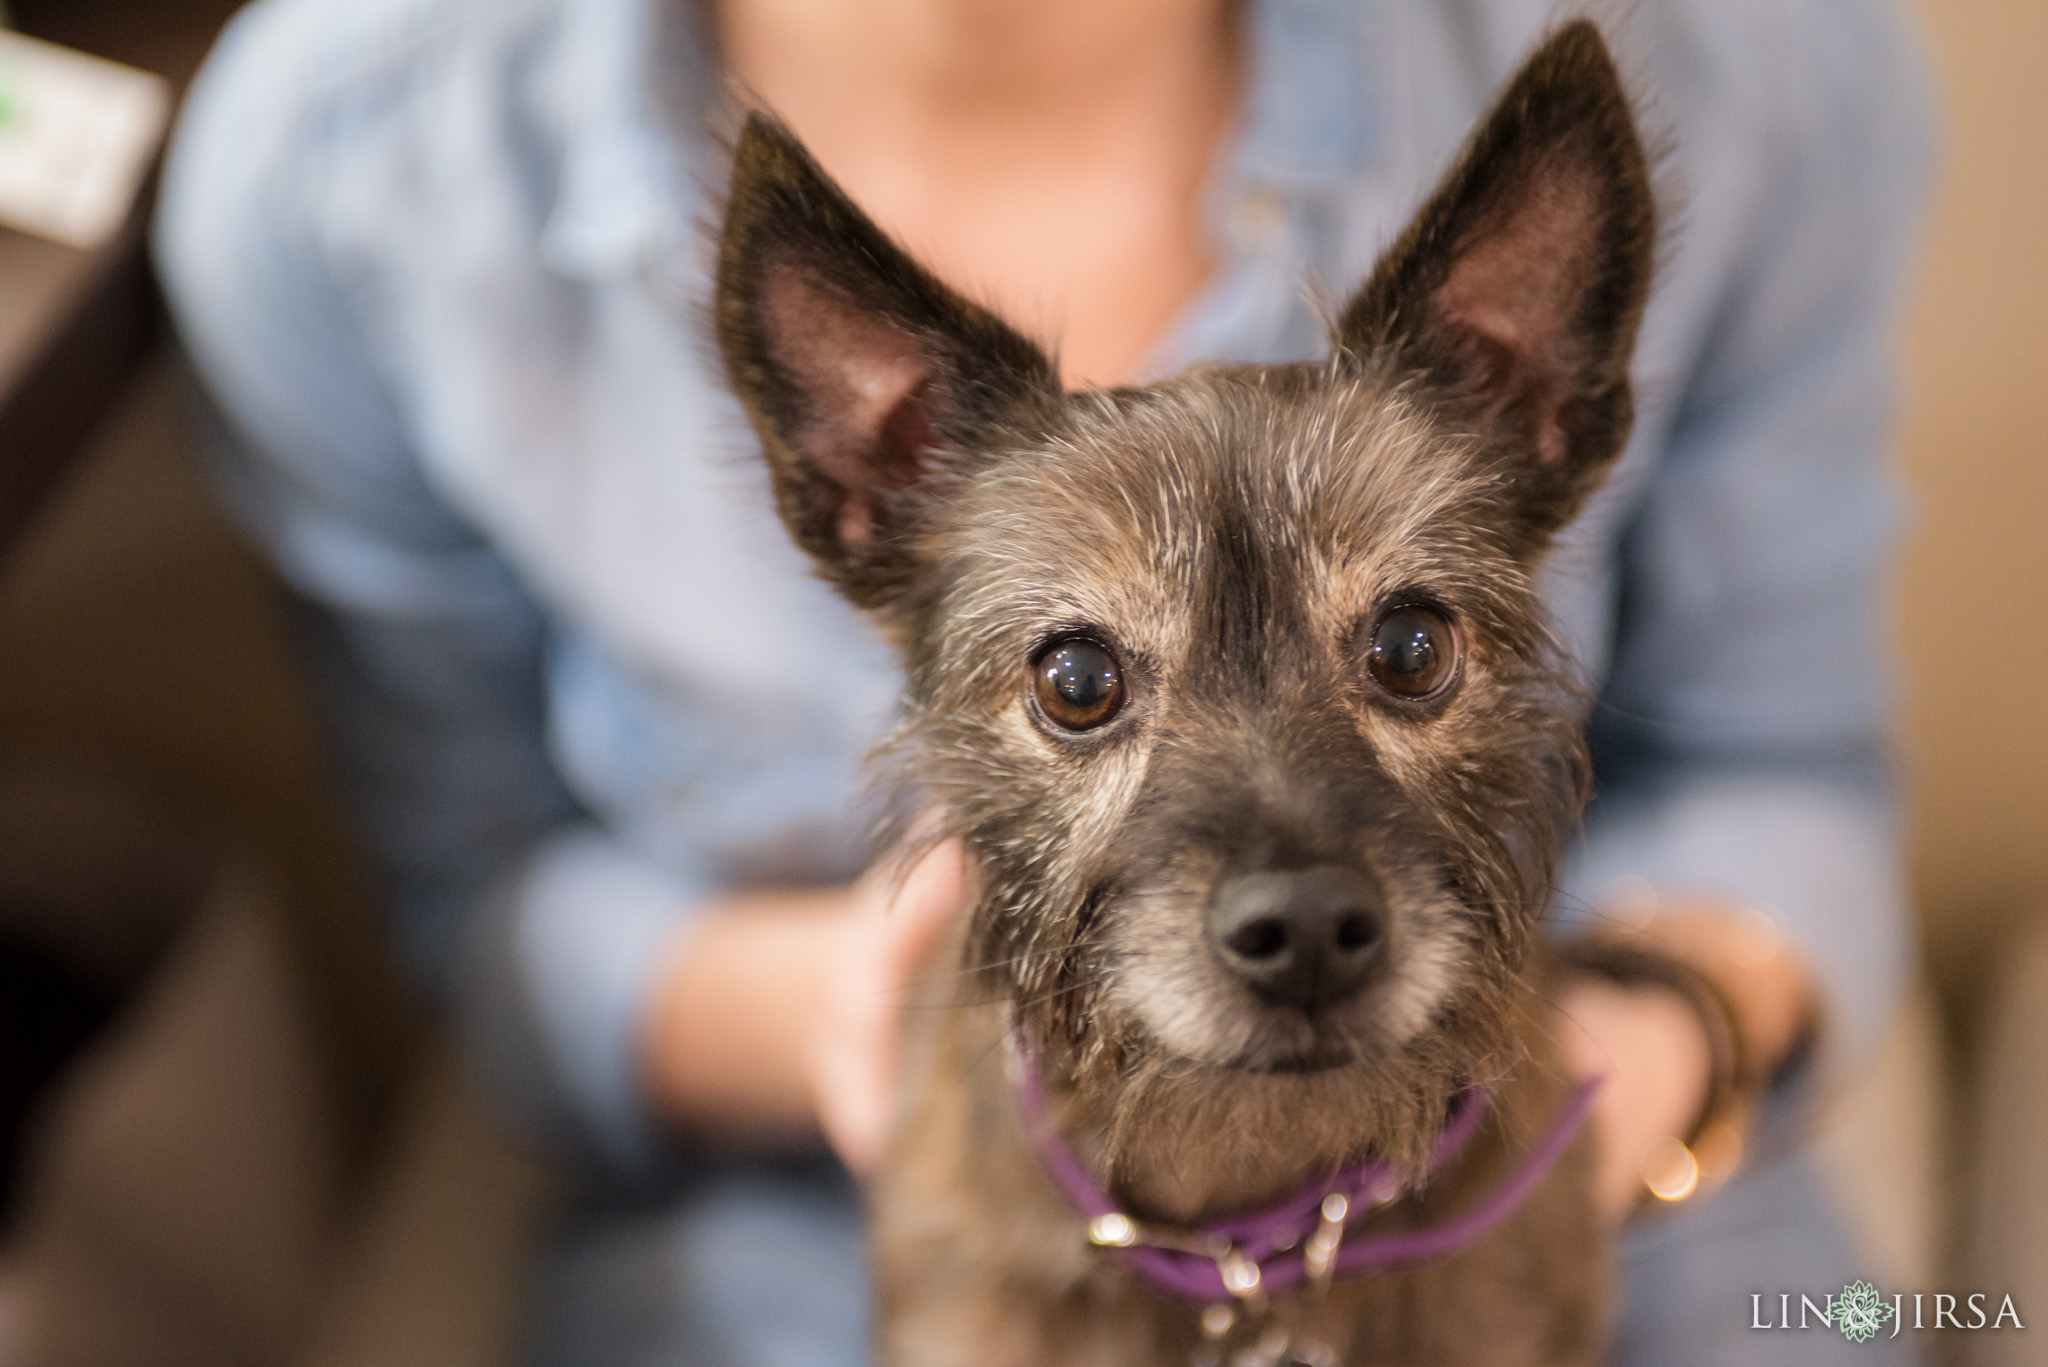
[716,0,1236,156]
[712,0,1241,386]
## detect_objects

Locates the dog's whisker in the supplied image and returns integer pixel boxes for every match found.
[904,945,1080,986]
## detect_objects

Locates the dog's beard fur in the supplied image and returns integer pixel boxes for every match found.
[715,18,1655,1356]
[867,367,1592,1215]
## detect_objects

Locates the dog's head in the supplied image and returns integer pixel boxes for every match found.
[717,23,1652,1199]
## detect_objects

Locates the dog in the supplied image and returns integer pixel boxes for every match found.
[714,20,1653,1366]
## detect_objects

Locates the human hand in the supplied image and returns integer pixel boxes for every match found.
[1557,896,1819,1220]
[806,835,975,1172]
[1557,974,1713,1219]
[637,835,972,1157]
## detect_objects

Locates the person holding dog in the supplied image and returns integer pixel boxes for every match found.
[157,0,1933,1363]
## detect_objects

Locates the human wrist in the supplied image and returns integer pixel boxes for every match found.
[1607,895,1820,1083]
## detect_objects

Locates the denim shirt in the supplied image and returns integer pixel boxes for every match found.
[156,0,1934,1178]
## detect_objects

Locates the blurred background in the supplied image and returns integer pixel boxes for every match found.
[0,2,2040,1365]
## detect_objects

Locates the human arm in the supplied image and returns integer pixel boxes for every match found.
[153,3,776,1179]
[1553,0,1937,1194]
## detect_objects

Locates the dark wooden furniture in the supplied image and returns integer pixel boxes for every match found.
[0,0,243,561]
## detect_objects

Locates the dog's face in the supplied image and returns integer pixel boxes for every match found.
[718,24,1652,1189]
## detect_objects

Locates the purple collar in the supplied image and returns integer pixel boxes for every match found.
[1012,1046,1601,1305]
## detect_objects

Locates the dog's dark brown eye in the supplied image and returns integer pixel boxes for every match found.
[1033,638,1126,731]
[1366,606,1459,700]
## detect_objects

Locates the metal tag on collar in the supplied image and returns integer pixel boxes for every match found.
[1088,1213,1236,1262]
[1303,1192,1348,1292]
[1216,1245,1267,1313]
[1087,1213,1139,1248]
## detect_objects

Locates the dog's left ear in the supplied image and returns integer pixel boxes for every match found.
[716,112,1061,615]
[1337,21,1653,546]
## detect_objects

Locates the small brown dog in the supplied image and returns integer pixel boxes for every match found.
[715,20,1653,1367]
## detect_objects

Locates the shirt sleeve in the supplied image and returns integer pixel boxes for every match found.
[1559,2,1937,1095]
[153,3,699,1179]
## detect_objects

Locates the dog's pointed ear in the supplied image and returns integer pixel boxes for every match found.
[716,113,1060,612]
[1336,21,1653,546]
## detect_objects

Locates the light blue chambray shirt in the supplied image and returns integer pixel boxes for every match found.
[156,0,1933,1181]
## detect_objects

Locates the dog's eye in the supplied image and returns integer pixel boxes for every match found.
[1366,606,1459,700]
[1033,638,1126,731]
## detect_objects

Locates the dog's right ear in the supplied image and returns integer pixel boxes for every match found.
[716,113,1061,613]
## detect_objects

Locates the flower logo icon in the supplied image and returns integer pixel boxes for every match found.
[1834,1281,1896,1343]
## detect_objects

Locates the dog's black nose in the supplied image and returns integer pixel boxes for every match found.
[1206,865,1387,1011]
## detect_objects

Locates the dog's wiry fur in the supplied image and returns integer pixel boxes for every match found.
[716,22,1654,1366]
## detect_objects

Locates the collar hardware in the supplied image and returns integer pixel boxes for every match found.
[1011,1038,1601,1315]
